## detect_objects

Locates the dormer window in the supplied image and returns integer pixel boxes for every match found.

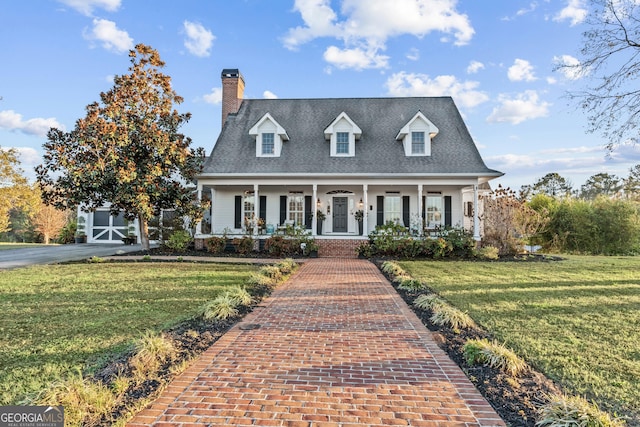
[249,113,289,158]
[262,133,275,155]
[324,112,362,157]
[396,111,439,157]
[336,132,349,154]
[411,132,425,154]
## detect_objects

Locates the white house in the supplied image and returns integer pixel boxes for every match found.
[193,69,502,255]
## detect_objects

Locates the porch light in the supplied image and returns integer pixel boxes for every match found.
[358,198,363,208]
[317,198,321,206]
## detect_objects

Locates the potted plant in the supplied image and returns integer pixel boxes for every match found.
[122,221,137,245]
[354,209,364,235]
[74,216,87,244]
[316,209,326,235]
[306,240,319,258]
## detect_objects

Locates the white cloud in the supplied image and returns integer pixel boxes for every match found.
[466,60,484,74]
[203,87,222,104]
[283,0,474,70]
[406,48,420,61]
[385,72,489,109]
[554,0,588,26]
[58,0,121,16]
[507,58,537,82]
[323,45,389,70]
[553,54,587,80]
[183,21,215,57]
[487,90,551,124]
[0,110,65,137]
[263,90,278,99]
[84,18,133,53]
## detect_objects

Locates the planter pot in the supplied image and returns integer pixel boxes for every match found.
[74,236,87,244]
[309,250,318,258]
[122,236,137,245]
[358,221,363,236]
[317,221,323,235]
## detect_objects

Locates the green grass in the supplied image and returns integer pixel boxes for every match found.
[0,262,258,405]
[0,242,52,251]
[400,256,640,423]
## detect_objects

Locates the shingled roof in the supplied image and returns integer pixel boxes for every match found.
[200,96,502,178]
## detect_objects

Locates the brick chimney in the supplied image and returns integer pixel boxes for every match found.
[221,69,245,127]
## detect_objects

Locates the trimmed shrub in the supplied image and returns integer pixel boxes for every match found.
[205,236,226,255]
[232,236,254,255]
[476,245,500,260]
[130,331,176,381]
[202,294,240,320]
[463,338,527,376]
[397,277,429,292]
[37,371,115,427]
[430,303,475,331]
[536,394,626,427]
[163,230,192,252]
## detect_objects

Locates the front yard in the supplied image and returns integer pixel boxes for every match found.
[0,262,258,406]
[400,256,640,424]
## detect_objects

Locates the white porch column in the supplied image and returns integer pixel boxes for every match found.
[418,184,423,236]
[473,184,481,241]
[362,184,368,236]
[210,188,216,234]
[253,184,259,237]
[196,183,203,235]
[312,184,318,236]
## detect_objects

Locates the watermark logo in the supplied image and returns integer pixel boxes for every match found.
[0,406,64,427]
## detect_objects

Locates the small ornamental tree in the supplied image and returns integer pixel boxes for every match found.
[36,44,206,250]
[0,147,34,233]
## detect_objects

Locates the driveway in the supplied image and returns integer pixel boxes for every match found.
[0,243,145,270]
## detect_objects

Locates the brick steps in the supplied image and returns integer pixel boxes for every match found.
[317,238,366,258]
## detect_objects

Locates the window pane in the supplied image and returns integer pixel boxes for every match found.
[288,195,304,225]
[384,196,401,224]
[412,132,425,154]
[426,196,442,225]
[262,133,274,155]
[243,194,255,227]
[336,132,349,154]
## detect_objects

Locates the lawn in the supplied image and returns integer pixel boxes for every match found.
[0,262,258,405]
[400,256,640,423]
[0,243,51,250]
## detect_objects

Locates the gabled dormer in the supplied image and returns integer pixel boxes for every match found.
[249,113,290,157]
[324,112,362,157]
[395,111,439,156]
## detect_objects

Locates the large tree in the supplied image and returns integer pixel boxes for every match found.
[580,172,622,199]
[520,172,574,199]
[0,147,33,233]
[559,0,640,150]
[36,44,206,250]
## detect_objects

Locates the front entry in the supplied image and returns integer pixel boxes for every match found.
[333,197,348,232]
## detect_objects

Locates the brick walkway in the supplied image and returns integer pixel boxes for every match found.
[128,259,505,427]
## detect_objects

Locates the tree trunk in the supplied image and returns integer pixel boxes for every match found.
[138,216,150,251]
[43,233,50,245]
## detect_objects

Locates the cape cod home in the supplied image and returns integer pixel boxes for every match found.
[193,69,502,255]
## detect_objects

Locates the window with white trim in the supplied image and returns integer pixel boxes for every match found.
[249,113,289,158]
[243,193,255,227]
[396,111,439,157]
[262,133,274,155]
[426,195,443,226]
[336,132,349,154]
[411,131,425,154]
[288,195,304,225]
[384,196,402,224]
[324,112,362,158]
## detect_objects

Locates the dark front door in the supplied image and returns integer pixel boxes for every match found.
[333,197,348,232]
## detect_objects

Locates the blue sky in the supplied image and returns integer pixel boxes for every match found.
[2,0,639,191]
